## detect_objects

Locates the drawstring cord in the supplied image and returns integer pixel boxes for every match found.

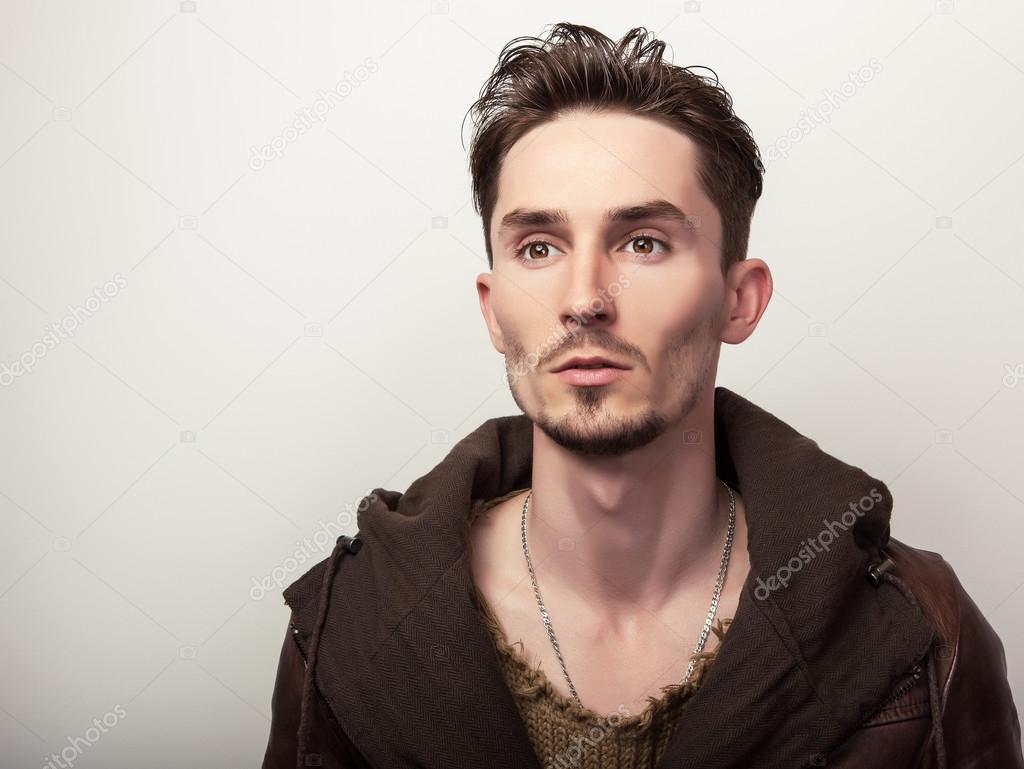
[875,566,947,769]
[925,643,948,769]
[295,534,361,768]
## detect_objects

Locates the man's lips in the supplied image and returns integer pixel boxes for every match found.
[554,366,629,386]
[551,355,631,373]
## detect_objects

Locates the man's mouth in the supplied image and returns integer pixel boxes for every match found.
[551,355,631,373]
[551,356,632,386]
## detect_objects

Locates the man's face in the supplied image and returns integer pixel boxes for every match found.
[476,109,728,458]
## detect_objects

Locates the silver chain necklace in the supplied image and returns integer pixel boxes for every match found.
[519,478,736,710]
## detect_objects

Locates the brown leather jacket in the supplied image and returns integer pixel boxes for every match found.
[817,539,1022,768]
[261,388,1024,768]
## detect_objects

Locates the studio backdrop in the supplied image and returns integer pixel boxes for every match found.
[1,1,1022,767]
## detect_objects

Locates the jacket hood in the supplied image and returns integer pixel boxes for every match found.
[284,385,936,768]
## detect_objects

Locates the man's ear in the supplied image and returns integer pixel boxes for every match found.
[476,272,506,354]
[720,258,773,345]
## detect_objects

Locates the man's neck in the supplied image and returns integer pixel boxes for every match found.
[526,398,744,625]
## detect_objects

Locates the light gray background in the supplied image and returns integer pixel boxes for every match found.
[1,1,1022,767]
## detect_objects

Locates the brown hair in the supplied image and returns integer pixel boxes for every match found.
[464,22,764,273]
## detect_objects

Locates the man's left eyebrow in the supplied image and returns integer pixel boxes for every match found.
[606,199,693,228]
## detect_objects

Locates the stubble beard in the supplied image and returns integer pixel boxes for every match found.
[503,311,720,458]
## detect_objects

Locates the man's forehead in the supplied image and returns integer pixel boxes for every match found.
[491,114,706,233]
[500,111,701,176]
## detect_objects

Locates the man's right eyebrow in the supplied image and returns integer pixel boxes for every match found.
[496,208,570,236]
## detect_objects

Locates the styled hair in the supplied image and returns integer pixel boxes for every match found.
[464,22,764,273]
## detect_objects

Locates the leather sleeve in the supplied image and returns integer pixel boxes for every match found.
[938,563,1024,768]
[261,615,371,769]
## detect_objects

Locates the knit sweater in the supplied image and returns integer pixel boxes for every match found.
[467,488,733,769]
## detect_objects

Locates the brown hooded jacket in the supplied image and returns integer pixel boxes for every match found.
[262,386,1023,768]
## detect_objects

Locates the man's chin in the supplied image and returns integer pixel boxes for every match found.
[533,407,668,458]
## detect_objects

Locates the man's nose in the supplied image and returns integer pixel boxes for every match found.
[557,241,619,331]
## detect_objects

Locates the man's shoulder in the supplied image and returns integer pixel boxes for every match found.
[280,544,354,651]
[880,536,1004,664]
[881,538,961,645]
[829,539,1022,766]
[283,555,331,612]
[881,537,1019,741]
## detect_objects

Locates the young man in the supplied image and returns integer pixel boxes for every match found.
[262,23,1023,769]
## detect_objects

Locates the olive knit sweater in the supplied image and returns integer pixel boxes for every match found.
[467,489,733,769]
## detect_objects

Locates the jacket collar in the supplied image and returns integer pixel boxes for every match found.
[285,385,935,768]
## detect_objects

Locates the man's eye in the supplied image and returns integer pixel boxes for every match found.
[515,240,564,262]
[623,234,669,257]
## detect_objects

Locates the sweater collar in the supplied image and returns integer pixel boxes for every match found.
[285,385,935,768]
